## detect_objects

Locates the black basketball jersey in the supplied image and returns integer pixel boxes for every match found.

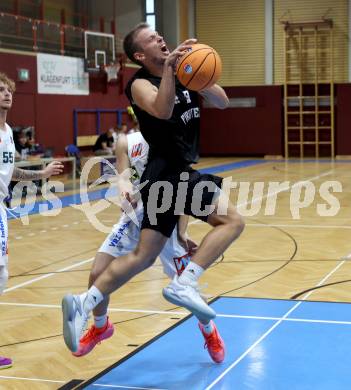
[125,67,200,170]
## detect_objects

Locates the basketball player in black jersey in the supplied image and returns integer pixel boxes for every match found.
[62,23,245,362]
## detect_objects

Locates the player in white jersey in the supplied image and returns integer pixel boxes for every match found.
[0,73,63,369]
[72,130,224,363]
[98,131,189,278]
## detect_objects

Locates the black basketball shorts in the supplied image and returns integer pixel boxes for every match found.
[140,165,223,237]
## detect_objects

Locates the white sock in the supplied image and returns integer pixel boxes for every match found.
[80,286,104,314]
[94,314,108,329]
[200,320,214,335]
[178,261,204,284]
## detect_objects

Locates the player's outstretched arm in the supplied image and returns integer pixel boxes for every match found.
[199,84,229,110]
[12,161,64,181]
[115,133,130,175]
[115,134,136,208]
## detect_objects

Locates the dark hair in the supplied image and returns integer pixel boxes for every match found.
[123,22,150,66]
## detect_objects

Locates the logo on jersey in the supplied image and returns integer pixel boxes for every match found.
[175,90,192,105]
[1,241,6,257]
[173,253,191,276]
[131,143,143,158]
[0,216,6,256]
[184,64,193,74]
[108,221,131,248]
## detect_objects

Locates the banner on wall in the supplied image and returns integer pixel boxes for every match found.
[37,53,89,95]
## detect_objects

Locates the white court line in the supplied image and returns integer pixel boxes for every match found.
[204,253,349,390]
[0,375,65,384]
[90,384,167,390]
[3,257,94,293]
[0,375,166,390]
[1,301,351,326]
[247,223,351,229]
[0,302,188,315]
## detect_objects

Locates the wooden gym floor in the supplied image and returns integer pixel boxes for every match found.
[1,157,351,389]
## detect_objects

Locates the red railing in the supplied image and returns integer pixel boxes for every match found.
[0,12,86,56]
[1,0,94,29]
[0,0,119,57]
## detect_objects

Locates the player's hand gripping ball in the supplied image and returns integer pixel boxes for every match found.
[176,43,222,91]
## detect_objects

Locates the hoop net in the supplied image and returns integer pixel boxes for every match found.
[104,62,121,83]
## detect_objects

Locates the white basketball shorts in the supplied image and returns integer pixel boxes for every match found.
[98,208,190,278]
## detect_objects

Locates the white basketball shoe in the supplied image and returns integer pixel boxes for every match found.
[62,294,89,352]
[162,276,216,322]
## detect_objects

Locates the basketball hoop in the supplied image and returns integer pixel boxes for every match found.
[104,62,120,83]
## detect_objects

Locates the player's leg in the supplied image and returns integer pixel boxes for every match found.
[191,192,244,269]
[0,206,12,369]
[163,173,243,322]
[0,265,12,369]
[0,266,8,295]
[197,320,225,364]
[73,218,141,357]
[88,253,113,319]
[72,252,115,357]
[93,228,167,293]
[170,184,243,290]
[62,228,167,352]
[160,229,225,363]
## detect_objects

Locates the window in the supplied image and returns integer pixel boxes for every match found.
[145,0,156,30]
[146,0,154,14]
[146,14,156,30]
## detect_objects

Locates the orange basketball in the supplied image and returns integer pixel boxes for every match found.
[176,43,222,91]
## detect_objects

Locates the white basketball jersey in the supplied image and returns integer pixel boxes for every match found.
[127,132,149,186]
[0,123,15,202]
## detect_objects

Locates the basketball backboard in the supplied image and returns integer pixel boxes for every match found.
[84,31,115,71]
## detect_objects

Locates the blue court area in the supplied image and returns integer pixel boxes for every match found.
[79,297,351,390]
